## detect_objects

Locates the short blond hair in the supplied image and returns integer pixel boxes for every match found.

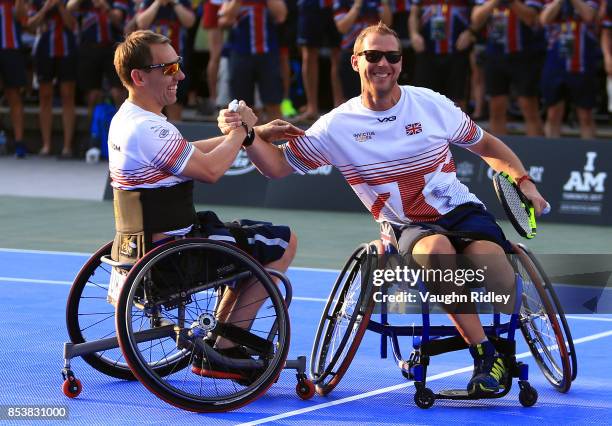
[353,22,401,55]
[113,30,171,88]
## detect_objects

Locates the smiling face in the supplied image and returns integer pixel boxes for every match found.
[132,42,185,113]
[351,33,402,104]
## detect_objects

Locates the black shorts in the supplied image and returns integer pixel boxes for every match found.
[393,203,512,255]
[484,51,543,97]
[0,49,27,88]
[77,44,122,92]
[229,51,282,105]
[34,54,77,83]
[196,211,291,265]
[540,65,597,109]
[296,7,341,48]
[413,51,470,102]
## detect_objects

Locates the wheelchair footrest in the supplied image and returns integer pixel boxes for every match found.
[436,388,508,400]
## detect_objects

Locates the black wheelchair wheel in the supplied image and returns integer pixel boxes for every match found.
[115,238,290,412]
[65,241,135,380]
[513,243,573,393]
[310,243,376,396]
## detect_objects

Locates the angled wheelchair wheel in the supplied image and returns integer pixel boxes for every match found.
[65,241,135,380]
[513,243,574,393]
[115,238,290,412]
[310,243,376,396]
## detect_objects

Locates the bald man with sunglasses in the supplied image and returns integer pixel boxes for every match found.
[109,30,303,382]
[219,22,549,396]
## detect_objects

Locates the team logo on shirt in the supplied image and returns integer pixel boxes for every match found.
[377,116,396,123]
[405,122,423,135]
[353,131,375,143]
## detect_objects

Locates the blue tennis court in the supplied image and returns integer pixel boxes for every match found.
[1,247,611,425]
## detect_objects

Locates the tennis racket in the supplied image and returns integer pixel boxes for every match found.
[492,171,550,239]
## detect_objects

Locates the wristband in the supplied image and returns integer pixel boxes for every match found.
[242,122,255,147]
[516,174,534,187]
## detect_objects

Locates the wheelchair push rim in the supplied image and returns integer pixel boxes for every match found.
[519,244,578,382]
[115,238,290,412]
[514,243,573,393]
[310,243,376,395]
[65,241,135,380]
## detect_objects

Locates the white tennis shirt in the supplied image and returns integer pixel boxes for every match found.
[283,85,485,225]
[108,100,195,190]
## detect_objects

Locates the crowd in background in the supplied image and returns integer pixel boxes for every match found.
[0,0,611,159]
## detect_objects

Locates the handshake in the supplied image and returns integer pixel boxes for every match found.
[217,99,305,143]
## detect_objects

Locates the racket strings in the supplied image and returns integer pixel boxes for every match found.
[497,176,532,235]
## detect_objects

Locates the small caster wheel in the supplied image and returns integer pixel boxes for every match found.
[414,387,435,409]
[519,386,538,407]
[62,377,82,398]
[296,379,315,400]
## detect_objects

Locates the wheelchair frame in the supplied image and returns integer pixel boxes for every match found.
[310,223,577,409]
[62,237,315,412]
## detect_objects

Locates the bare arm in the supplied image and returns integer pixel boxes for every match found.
[510,0,541,26]
[245,137,295,179]
[190,135,226,153]
[408,4,425,52]
[28,0,60,29]
[267,0,287,23]
[602,28,612,75]
[171,0,195,28]
[181,128,246,182]
[218,0,240,27]
[570,0,597,23]
[471,0,498,29]
[66,0,81,13]
[57,0,77,29]
[335,0,363,34]
[379,0,392,26]
[467,131,548,214]
[136,0,162,29]
[540,0,562,25]
[15,0,28,21]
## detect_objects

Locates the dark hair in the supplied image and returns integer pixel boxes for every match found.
[353,21,401,55]
[113,30,171,88]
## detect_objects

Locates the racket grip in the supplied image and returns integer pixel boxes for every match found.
[542,202,551,215]
[228,99,239,112]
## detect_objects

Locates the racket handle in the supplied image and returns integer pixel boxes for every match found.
[542,202,551,215]
[228,99,239,112]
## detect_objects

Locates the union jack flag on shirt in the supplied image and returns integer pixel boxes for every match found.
[405,122,423,135]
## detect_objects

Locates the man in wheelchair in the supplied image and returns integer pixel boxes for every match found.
[108,30,302,382]
[217,22,549,396]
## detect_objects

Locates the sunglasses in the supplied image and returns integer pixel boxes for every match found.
[357,50,402,64]
[140,57,183,76]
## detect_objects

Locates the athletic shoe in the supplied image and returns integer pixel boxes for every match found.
[191,344,262,383]
[467,340,506,395]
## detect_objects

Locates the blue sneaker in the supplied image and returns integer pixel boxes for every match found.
[467,340,506,395]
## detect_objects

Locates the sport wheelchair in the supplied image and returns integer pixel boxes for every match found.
[310,223,577,408]
[62,238,315,412]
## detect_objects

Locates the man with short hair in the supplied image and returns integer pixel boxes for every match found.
[110,29,301,380]
[220,22,549,395]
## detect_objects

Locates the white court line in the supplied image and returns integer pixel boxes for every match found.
[237,329,612,426]
[0,247,91,256]
[0,276,72,285]
[566,315,612,322]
